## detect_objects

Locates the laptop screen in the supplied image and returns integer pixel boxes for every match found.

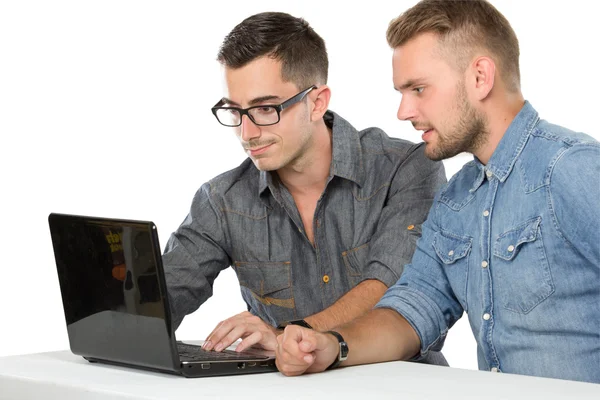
[48,214,178,370]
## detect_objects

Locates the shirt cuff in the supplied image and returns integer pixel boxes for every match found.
[360,261,400,288]
[374,284,447,357]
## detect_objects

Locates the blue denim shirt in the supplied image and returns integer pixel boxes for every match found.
[377,102,600,383]
[164,111,446,330]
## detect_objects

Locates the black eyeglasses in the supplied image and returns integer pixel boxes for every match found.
[211,85,317,127]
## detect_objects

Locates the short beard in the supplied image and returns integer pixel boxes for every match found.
[428,85,489,161]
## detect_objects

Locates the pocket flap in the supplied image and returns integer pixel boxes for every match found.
[234,261,291,296]
[494,217,541,261]
[433,231,472,264]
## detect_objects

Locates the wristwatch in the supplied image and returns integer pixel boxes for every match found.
[276,319,313,330]
[325,330,349,370]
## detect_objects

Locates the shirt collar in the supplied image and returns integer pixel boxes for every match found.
[258,110,365,197]
[470,101,539,191]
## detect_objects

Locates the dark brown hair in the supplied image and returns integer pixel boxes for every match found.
[217,12,328,89]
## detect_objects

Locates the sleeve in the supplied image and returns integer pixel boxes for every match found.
[375,202,465,357]
[550,143,600,266]
[361,143,447,287]
[163,182,232,330]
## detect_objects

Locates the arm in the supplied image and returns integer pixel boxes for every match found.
[276,308,420,376]
[163,182,231,330]
[307,144,446,331]
[277,190,465,375]
[304,280,387,331]
[208,145,446,351]
[549,143,600,264]
[206,276,386,353]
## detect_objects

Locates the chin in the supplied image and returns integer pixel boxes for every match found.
[252,158,279,172]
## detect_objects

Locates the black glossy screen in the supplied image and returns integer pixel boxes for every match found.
[48,213,178,371]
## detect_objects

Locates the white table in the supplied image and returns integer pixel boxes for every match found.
[0,350,598,400]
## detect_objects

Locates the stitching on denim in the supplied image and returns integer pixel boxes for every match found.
[220,208,268,220]
[547,146,579,253]
[501,222,555,314]
[341,243,369,277]
[352,183,390,201]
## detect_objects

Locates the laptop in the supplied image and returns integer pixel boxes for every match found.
[48,213,277,377]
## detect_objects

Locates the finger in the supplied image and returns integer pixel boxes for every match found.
[278,327,316,366]
[214,323,251,352]
[287,326,319,354]
[203,319,234,351]
[299,330,333,353]
[204,311,252,349]
[235,331,264,353]
[276,356,313,377]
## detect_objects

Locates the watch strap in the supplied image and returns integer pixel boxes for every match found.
[325,330,348,370]
[276,319,313,330]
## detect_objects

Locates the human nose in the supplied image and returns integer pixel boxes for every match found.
[239,114,261,142]
[396,96,416,121]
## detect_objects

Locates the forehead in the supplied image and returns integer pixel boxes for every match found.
[392,32,454,87]
[224,56,297,104]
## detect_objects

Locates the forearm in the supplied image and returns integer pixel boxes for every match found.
[305,279,387,331]
[337,308,420,366]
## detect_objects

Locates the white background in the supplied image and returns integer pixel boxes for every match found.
[0,0,598,372]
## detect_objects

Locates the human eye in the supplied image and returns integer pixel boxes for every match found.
[413,87,425,94]
[255,106,276,115]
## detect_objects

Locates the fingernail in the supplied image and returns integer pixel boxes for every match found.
[214,343,224,352]
[303,355,313,363]
[203,341,212,350]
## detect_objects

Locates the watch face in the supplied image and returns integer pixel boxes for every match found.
[340,341,349,360]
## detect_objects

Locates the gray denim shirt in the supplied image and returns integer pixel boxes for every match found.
[164,111,446,329]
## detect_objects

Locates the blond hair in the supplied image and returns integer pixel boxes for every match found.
[387,0,520,92]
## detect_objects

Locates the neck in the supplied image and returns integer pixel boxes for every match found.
[474,91,525,165]
[277,119,332,195]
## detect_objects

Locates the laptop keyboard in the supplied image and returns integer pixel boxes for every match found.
[177,343,268,361]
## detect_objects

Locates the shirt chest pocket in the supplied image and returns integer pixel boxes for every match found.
[233,261,296,326]
[492,217,555,314]
[433,230,472,311]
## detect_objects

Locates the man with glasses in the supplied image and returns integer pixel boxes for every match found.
[162,12,447,364]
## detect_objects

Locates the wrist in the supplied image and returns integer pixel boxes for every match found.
[325,331,349,370]
[276,319,313,330]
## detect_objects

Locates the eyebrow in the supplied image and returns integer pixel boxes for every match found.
[395,78,427,91]
[221,95,282,107]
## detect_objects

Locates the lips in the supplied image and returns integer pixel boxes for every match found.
[246,143,274,156]
[421,129,434,142]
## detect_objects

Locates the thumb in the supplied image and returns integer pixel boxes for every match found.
[298,330,333,354]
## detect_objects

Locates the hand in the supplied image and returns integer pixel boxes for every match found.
[202,311,280,353]
[275,325,339,376]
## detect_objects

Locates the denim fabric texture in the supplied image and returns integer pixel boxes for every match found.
[376,102,600,383]
[163,111,446,331]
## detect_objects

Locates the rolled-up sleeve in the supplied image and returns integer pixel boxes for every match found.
[163,182,231,330]
[375,198,464,357]
[362,143,447,287]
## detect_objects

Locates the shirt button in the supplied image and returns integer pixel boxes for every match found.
[483,210,490,217]
[448,250,454,256]
[481,261,488,268]
[407,224,415,230]
[322,275,330,283]
[491,367,499,373]
[483,313,491,320]
[507,245,515,252]
[486,170,493,179]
